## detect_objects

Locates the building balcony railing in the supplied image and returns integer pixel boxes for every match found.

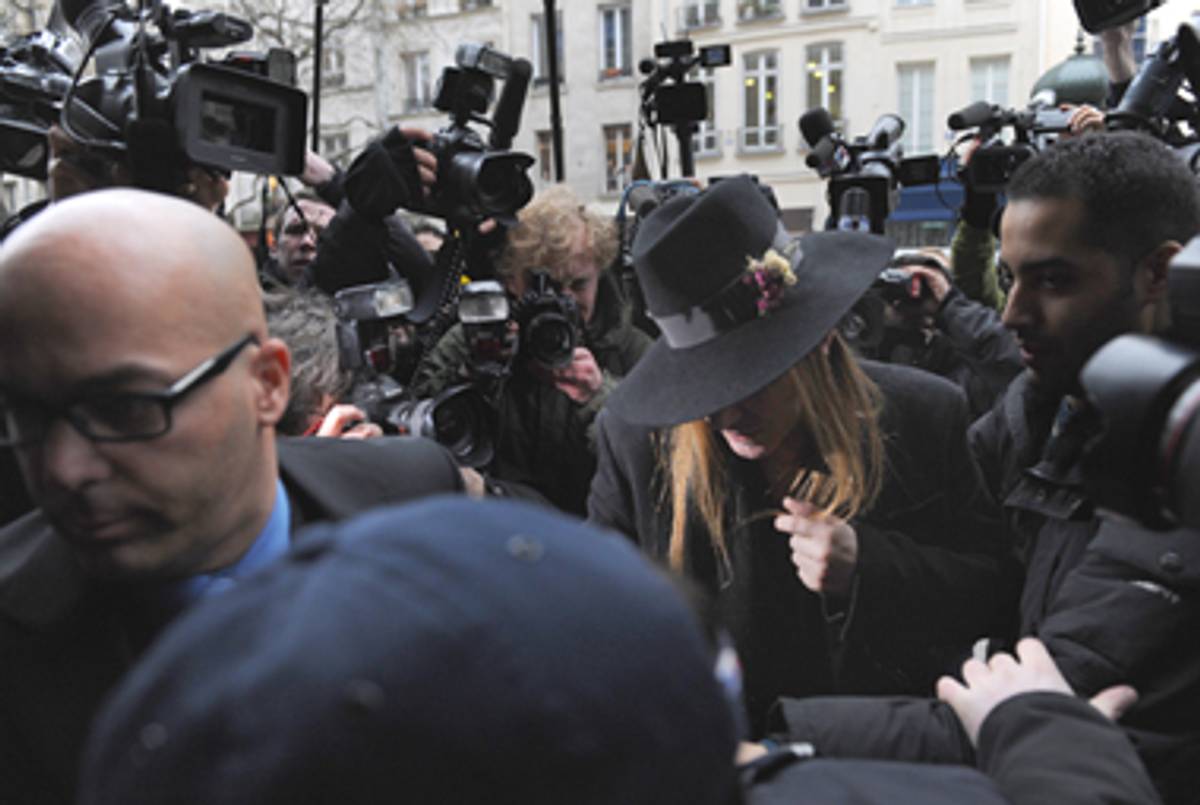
[678,2,721,31]
[738,124,784,153]
[737,0,783,23]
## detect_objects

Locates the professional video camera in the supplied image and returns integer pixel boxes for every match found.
[333,279,495,468]
[0,0,307,194]
[637,38,730,177]
[800,107,940,234]
[1074,0,1163,34]
[1080,235,1200,530]
[1104,21,1200,164]
[0,29,78,179]
[427,43,535,228]
[511,270,582,372]
[946,94,1074,193]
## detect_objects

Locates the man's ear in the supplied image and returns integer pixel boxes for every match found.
[1135,240,1179,306]
[250,337,291,426]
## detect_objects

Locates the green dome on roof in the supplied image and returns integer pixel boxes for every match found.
[1031,34,1109,107]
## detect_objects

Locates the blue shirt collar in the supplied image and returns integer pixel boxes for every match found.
[166,478,292,607]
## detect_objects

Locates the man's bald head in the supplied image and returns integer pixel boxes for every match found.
[0,189,263,346]
[0,189,292,581]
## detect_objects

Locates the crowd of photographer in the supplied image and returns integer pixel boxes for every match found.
[2,0,1200,803]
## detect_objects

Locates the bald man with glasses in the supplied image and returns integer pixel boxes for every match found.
[0,189,464,805]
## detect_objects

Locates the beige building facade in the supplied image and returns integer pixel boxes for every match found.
[5,0,1200,235]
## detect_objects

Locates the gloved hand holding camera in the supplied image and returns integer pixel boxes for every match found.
[342,126,439,220]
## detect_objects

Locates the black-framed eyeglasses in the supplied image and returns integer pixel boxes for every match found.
[0,333,259,448]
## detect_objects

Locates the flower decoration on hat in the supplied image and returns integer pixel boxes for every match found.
[742,249,797,318]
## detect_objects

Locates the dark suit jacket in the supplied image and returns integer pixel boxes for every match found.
[0,436,462,805]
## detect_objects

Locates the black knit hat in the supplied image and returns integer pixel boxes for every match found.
[607,174,894,426]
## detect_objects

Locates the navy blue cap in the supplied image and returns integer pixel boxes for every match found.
[80,497,739,805]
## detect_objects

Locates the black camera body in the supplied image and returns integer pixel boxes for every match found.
[334,278,495,468]
[948,99,1073,193]
[0,29,78,179]
[874,267,933,306]
[1080,235,1200,530]
[511,270,582,372]
[0,0,307,191]
[638,39,730,127]
[800,107,940,234]
[427,43,535,227]
[1106,22,1200,146]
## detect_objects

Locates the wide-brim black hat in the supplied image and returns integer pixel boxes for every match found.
[607,175,894,427]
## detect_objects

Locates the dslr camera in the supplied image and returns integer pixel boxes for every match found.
[511,270,582,372]
[333,279,495,468]
[1080,235,1200,530]
[426,43,535,227]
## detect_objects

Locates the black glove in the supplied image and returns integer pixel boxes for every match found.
[343,128,426,220]
[960,185,998,232]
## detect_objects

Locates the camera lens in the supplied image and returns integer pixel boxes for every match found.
[526,311,575,369]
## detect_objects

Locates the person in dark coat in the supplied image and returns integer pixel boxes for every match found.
[588,175,1016,736]
[0,189,465,805]
[763,132,1200,804]
[866,250,1022,420]
[413,184,652,515]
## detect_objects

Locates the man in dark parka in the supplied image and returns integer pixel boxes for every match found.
[767,133,1200,804]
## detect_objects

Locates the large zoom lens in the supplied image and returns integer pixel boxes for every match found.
[387,385,493,468]
[444,149,534,220]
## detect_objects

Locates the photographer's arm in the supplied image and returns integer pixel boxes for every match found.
[950,213,1003,313]
[310,128,437,296]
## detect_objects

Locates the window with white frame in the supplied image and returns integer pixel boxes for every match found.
[738,0,781,21]
[742,50,780,150]
[397,0,427,19]
[599,5,632,79]
[536,130,554,181]
[531,12,565,85]
[692,66,719,156]
[895,0,932,6]
[805,0,847,10]
[970,56,1009,106]
[898,62,935,153]
[321,43,345,87]
[806,42,843,125]
[401,52,432,113]
[603,123,633,194]
[680,0,720,30]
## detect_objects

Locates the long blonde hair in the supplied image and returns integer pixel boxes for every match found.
[663,333,884,571]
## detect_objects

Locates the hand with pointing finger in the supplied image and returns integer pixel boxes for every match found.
[776,497,858,598]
